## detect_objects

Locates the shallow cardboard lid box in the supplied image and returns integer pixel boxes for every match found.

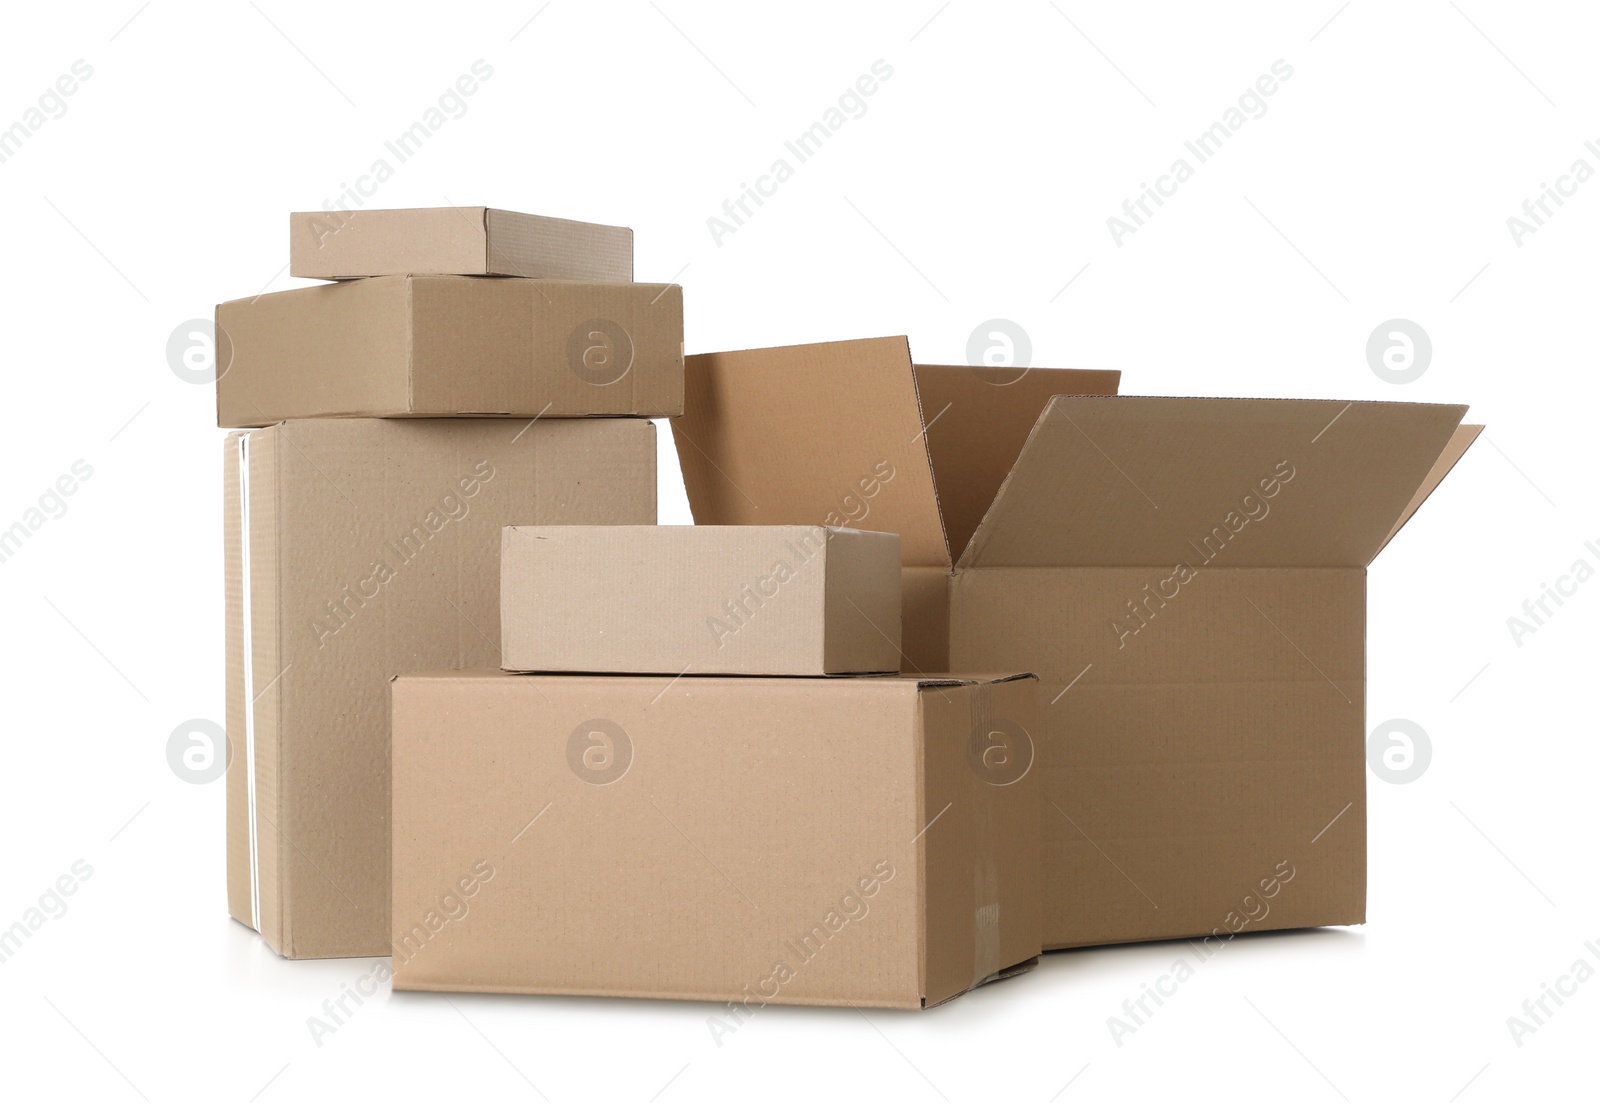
[670,336,1120,670]
[501,525,902,676]
[216,276,683,428]
[390,670,1041,1008]
[289,206,634,281]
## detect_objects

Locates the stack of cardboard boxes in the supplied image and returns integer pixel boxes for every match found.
[219,207,680,959]
[218,207,1480,1010]
[391,526,1040,1007]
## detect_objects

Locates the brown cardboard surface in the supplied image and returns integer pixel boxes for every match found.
[672,337,1119,669]
[500,525,902,675]
[950,567,1366,947]
[900,565,952,674]
[959,396,1469,570]
[675,338,947,563]
[224,418,656,959]
[911,363,1121,562]
[289,206,633,281]
[216,276,683,427]
[390,671,1040,1007]
[671,337,1476,948]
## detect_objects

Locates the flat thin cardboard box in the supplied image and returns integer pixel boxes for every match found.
[390,670,1041,1008]
[500,525,902,676]
[289,206,633,281]
[224,418,656,959]
[216,276,683,428]
[671,337,1481,949]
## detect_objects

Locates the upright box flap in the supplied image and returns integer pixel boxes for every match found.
[911,363,1121,565]
[673,338,1120,570]
[674,337,950,566]
[1376,423,1482,556]
[958,396,1469,569]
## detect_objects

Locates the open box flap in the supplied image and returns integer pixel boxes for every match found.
[911,364,1121,568]
[957,396,1469,570]
[1375,423,1483,557]
[673,337,951,566]
[672,337,1123,570]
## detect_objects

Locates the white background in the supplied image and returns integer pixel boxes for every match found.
[0,1,1593,1101]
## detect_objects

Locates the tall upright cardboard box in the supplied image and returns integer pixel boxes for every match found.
[671,337,1480,949]
[224,418,656,958]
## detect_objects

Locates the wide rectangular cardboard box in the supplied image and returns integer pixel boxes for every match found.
[671,337,1481,949]
[290,206,633,281]
[225,418,656,959]
[501,525,902,676]
[390,670,1041,1007]
[216,276,683,428]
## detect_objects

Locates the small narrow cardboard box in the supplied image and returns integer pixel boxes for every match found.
[671,336,1480,949]
[224,418,656,959]
[215,276,683,428]
[290,206,633,281]
[390,670,1041,1008]
[500,525,902,676]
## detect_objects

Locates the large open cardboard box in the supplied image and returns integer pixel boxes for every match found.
[671,336,1480,948]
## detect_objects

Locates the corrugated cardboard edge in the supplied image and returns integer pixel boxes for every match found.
[901,342,956,568]
[212,300,227,428]
[224,434,250,931]
[389,978,930,1010]
[227,426,288,955]
[913,682,932,1007]
[256,427,289,954]
[475,206,493,271]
